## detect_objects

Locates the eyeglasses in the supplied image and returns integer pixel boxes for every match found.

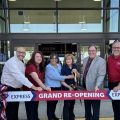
[112,47,120,49]
[17,51,26,54]
[88,50,96,52]
[51,58,57,60]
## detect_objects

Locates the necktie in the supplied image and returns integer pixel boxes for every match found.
[83,58,93,89]
[21,60,24,63]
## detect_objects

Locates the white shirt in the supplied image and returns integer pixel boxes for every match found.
[1,56,33,88]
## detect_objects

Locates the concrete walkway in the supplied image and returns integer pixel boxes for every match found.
[19,100,114,120]
[75,118,114,120]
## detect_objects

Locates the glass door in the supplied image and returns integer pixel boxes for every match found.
[38,43,77,66]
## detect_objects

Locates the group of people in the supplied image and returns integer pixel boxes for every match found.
[0,41,120,120]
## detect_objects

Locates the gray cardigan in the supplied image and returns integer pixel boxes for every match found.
[82,56,106,90]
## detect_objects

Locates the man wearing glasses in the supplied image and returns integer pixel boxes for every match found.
[1,47,42,120]
[107,41,120,120]
[82,45,106,120]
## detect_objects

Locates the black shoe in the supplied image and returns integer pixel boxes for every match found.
[53,116,59,120]
[85,118,92,120]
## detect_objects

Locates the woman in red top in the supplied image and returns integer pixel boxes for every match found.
[23,51,51,120]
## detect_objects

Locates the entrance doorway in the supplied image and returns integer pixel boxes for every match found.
[38,43,77,65]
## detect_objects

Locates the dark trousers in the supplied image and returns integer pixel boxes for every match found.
[63,100,75,120]
[25,101,39,120]
[47,87,61,120]
[109,82,120,120]
[6,86,20,120]
[84,100,100,120]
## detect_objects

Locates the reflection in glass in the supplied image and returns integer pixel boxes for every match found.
[0,19,5,33]
[10,9,104,33]
[79,16,87,31]
[59,0,103,8]
[0,10,4,18]
[9,0,56,8]
[10,10,56,33]
[8,0,103,9]
[107,10,119,32]
[105,0,119,8]
[0,41,8,61]
[110,0,119,8]
[59,10,103,33]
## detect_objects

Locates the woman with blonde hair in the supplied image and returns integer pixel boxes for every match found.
[61,54,80,120]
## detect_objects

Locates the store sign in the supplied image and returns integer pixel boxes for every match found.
[108,90,120,100]
[38,44,77,55]
[6,90,120,102]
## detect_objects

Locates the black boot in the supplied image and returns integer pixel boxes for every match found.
[53,116,59,120]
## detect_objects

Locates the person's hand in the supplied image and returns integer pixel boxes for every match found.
[95,86,99,92]
[66,75,74,79]
[72,69,77,74]
[45,87,51,91]
[31,85,42,91]
[68,86,73,91]
[72,69,80,78]
[35,87,43,91]
[113,85,120,92]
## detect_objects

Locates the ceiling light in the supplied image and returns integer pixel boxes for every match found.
[93,0,101,1]
[78,21,85,24]
[78,16,86,24]
[81,23,87,31]
[9,0,16,1]
[72,43,77,45]
[24,21,30,24]
[23,24,30,31]
[81,28,87,31]
[54,0,61,1]
[23,28,29,31]
[24,16,30,24]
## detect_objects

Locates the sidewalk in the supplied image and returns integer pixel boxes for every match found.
[19,100,114,120]
[75,118,113,120]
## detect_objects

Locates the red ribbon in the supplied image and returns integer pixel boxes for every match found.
[0,84,8,120]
